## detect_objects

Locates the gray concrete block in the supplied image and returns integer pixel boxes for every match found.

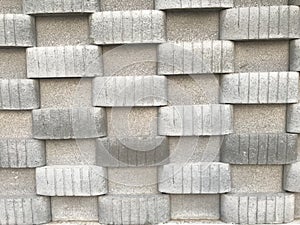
[23,0,100,15]
[220,6,300,40]
[289,40,300,71]
[221,133,298,165]
[96,136,169,167]
[90,10,166,45]
[98,194,170,225]
[158,105,233,136]
[235,0,288,7]
[101,0,154,11]
[36,165,107,196]
[0,196,51,225]
[0,49,27,79]
[220,72,299,104]
[155,0,233,10]
[221,193,295,224]
[0,14,35,47]
[27,46,103,78]
[158,163,231,194]
[0,0,23,14]
[290,0,300,5]
[0,139,45,168]
[32,107,107,139]
[93,76,167,107]
[284,162,300,192]
[287,104,300,133]
[158,41,234,75]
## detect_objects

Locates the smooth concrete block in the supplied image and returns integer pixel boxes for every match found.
[36,165,107,196]
[284,162,300,192]
[0,49,27,79]
[289,40,300,71]
[98,194,170,225]
[155,0,233,9]
[220,6,300,40]
[101,0,154,11]
[158,163,231,194]
[221,193,295,224]
[90,10,166,45]
[287,104,300,133]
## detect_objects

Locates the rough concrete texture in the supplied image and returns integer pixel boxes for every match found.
[101,0,154,11]
[296,193,300,219]
[234,0,288,6]
[0,49,26,79]
[287,104,300,133]
[155,0,233,9]
[0,0,22,13]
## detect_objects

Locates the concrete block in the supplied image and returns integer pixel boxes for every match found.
[27,46,103,78]
[0,14,35,47]
[289,39,300,71]
[0,49,27,79]
[101,0,154,11]
[284,162,300,192]
[158,163,231,194]
[221,133,298,165]
[220,72,299,104]
[0,139,45,168]
[221,193,295,224]
[98,194,170,225]
[0,196,51,225]
[287,104,300,133]
[90,10,166,45]
[235,0,288,7]
[158,41,234,75]
[96,136,169,167]
[290,0,300,4]
[0,0,23,14]
[32,107,107,139]
[93,76,167,107]
[220,6,300,40]
[155,0,233,10]
[36,165,107,196]
[23,0,100,15]
[158,105,233,136]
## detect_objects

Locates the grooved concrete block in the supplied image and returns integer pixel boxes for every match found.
[158,163,231,194]
[220,6,300,40]
[158,41,234,75]
[90,10,166,45]
[93,76,167,107]
[36,165,107,196]
[287,104,300,133]
[220,72,299,104]
[289,40,300,71]
[32,108,107,139]
[24,0,100,15]
[0,196,51,225]
[0,139,45,168]
[284,162,300,192]
[0,79,40,110]
[27,46,103,78]
[158,105,233,136]
[221,133,298,165]
[0,14,35,47]
[96,136,169,167]
[155,0,233,9]
[221,193,295,224]
[98,194,170,225]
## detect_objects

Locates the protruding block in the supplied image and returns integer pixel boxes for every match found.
[0,196,51,225]
[155,0,233,10]
[90,10,166,45]
[158,41,234,75]
[158,163,231,194]
[36,165,107,196]
[96,136,169,167]
[221,133,298,165]
[98,194,170,225]
[290,40,300,71]
[284,162,300,192]
[0,139,45,168]
[220,6,300,40]
[158,105,233,136]
[32,108,107,139]
[27,46,103,78]
[0,79,40,110]
[221,193,295,224]
[24,0,100,15]
[0,14,35,47]
[221,72,299,104]
[287,104,300,133]
[93,76,167,107]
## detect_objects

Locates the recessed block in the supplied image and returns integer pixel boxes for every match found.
[155,0,233,9]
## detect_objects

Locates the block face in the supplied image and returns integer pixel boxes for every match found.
[0,79,40,110]
[93,76,167,107]
[290,0,300,5]
[32,108,107,139]
[284,162,300,192]
[158,41,234,75]
[220,72,299,104]
[221,193,295,224]
[158,163,231,194]
[155,0,233,9]
[96,136,169,167]
[23,0,100,15]
[27,46,103,78]
[0,196,51,225]
[90,10,166,45]
[220,6,300,40]
[158,105,233,136]
[0,139,45,168]
[221,133,298,165]
[289,40,300,71]
[287,104,300,133]
[36,165,107,196]
[98,194,170,225]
